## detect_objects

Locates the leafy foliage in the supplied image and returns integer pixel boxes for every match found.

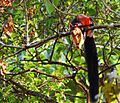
[0,0,120,102]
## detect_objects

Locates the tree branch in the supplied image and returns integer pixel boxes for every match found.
[9,79,57,103]
[99,63,120,75]
[87,23,120,30]
[22,59,87,71]
[1,23,120,50]
[2,23,120,59]
[0,41,23,49]
[8,68,74,80]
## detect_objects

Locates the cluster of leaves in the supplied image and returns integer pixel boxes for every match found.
[0,0,120,103]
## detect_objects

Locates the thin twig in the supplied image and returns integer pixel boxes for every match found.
[24,0,29,45]
[8,68,74,80]
[100,0,120,16]
[74,79,90,103]
[49,38,58,61]
[99,63,120,75]
[22,59,86,71]
[0,41,23,49]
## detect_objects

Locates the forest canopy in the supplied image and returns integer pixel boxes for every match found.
[0,0,120,103]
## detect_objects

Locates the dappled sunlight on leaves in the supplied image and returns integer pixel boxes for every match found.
[0,0,120,102]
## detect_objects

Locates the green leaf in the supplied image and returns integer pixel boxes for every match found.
[44,0,55,15]
[53,0,59,6]
[46,18,54,27]
[87,8,96,16]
